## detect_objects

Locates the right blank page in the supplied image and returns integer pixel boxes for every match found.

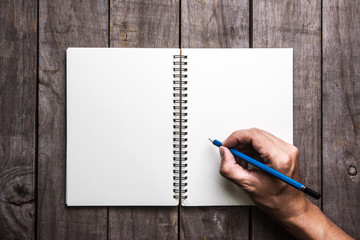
[182,48,293,206]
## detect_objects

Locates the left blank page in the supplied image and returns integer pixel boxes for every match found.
[66,48,177,206]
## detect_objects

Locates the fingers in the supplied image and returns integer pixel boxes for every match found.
[219,146,252,186]
[223,128,286,150]
[218,129,304,213]
[222,128,277,163]
[222,129,254,147]
[222,128,299,176]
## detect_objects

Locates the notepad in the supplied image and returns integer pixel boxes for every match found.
[66,48,293,206]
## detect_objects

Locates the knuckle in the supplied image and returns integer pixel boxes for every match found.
[219,165,231,178]
[290,146,299,159]
[278,151,296,173]
[249,127,260,134]
[249,128,264,140]
[231,130,241,136]
[241,181,256,193]
[246,186,256,194]
[278,160,291,172]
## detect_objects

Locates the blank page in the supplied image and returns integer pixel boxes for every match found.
[66,48,178,206]
[182,48,293,206]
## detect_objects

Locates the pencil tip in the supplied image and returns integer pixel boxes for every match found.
[208,138,213,143]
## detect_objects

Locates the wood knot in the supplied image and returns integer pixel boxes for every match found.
[14,183,30,198]
[348,165,357,176]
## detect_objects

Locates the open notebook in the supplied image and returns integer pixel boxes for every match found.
[66,48,293,206]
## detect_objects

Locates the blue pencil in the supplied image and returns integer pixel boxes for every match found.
[209,139,321,199]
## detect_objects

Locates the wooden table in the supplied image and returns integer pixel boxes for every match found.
[1,0,359,239]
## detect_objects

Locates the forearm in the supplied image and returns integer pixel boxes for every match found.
[220,129,353,239]
[278,200,353,240]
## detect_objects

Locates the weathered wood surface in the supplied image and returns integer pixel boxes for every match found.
[1,0,359,239]
[37,0,108,239]
[108,1,179,239]
[323,1,360,239]
[251,0,322,239]
[110,0,179,48]
[180,0,250,239]
[0,0,37,239]
[181,0,250,48]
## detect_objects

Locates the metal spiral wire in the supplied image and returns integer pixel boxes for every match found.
[173,54,188,200]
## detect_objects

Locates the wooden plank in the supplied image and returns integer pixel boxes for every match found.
[108,1,179,239]
[37,0,108,239]
[110,0,179,48]
[181,0,250,239]
[0,0,37,239]
[182,0,249,48]
[323,0,360,238]
[181,207,249,239]
[109,207,178,239]
[252,0,322,239]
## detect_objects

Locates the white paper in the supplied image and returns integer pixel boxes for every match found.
[182,48,293,206]
[66,48,293,207]
[66,48,178,206]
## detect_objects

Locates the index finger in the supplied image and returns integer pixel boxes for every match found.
[223,128,263,148]
[222,128,278,161]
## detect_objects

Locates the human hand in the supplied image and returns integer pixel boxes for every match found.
[219,128,309,221]
[219,128,354,239]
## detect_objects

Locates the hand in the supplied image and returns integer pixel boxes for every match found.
[219,128,307,220]
[219,128,353,240]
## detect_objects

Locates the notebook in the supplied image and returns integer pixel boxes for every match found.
[66,48,293,206]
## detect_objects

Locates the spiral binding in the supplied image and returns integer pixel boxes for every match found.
[173,53,188,200]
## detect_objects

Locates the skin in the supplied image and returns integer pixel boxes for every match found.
[219,128,353,240]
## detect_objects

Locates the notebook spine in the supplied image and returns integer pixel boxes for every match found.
[173,53,188,200]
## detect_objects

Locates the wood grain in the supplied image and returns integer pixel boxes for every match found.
[252,0,322,239]
[37,0,108,239]
[0,0,37,239]
[181,0,249,48]
[1,1,359,239]
[109,207,178,240]
[108,1,179,239]
[323,1,360,238]
[110,0,179,48]
[181,207,249,240]
[181,0,250,239]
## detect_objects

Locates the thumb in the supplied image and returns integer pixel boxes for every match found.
[219,147,252,185]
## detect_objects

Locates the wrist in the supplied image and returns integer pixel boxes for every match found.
[281,195,312,223]
[283,202,326,239]
[271,197,354,240]
[255,191,310,222]
[280,200,337,239]
[281,198,314,227]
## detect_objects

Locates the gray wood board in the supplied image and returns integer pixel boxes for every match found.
[1,0,359,239]
[252,1,322,239]
[37,0,108,239]
[323,0,360,238]
[0,0,37,239]
[180,0,250,239]
[108,1,179,239]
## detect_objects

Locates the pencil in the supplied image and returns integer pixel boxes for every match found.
[209,138,321,199]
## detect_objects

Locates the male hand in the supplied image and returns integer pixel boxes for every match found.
[219,128,307,220]
[219,128,353,239]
